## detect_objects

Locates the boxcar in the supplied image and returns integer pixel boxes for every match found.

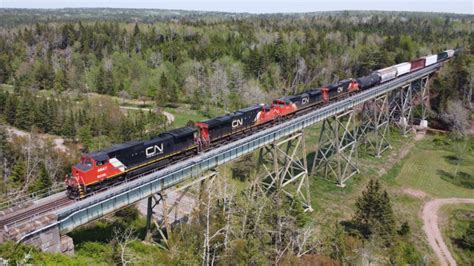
[356,73,381,90]
[423,54,438,66]
[376,66,397,83]
[393,62,411,77]
[410,58,426,72]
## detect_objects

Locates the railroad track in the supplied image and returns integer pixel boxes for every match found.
[0,196,74,229]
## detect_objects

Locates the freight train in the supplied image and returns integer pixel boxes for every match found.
[66,49,456,199]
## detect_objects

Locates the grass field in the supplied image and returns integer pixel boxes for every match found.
[163,105,208,127]
[440,204,474,265]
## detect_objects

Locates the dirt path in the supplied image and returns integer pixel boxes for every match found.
[422,198,474,266]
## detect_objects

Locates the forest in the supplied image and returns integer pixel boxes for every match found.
[0,8,472,265]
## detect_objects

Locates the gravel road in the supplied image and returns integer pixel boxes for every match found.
[422,198,474,266]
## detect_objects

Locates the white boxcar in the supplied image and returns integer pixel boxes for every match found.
[446,49,455,58]
[376,66,397,83]
[423,54,438,66]
[393,62,411,77]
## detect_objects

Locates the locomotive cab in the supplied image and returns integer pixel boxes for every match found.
[67,152,125,198]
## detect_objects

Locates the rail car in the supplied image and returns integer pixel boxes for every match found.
[66,49,456,199]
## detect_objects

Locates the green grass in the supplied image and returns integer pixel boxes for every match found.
[392,135,474,198]
[0,84,14,93]
[440,204,474,265]
[164,105,216,128]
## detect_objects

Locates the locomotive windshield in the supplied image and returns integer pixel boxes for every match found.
[74,156,94,172]
[82,157,93,167]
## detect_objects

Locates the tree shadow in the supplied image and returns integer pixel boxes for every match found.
[340,220,370,239]
[444,155,463,165]
[437,169,474,189]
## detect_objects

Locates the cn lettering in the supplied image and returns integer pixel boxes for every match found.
[301,97,309,105]
[146,144,164,158]
[232,118,243,128]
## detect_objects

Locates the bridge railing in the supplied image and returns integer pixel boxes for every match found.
[0,183,66,211]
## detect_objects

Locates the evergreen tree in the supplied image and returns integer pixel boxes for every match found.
[96,65,106,94]
[4,94,17,125]
[36,99,51,132]
[9,159,26,189]
[34,59,54,90]
[0,53,10,84]
[14,96,33,130]
[159,72,169,105]
[78,126,93,152]
[353,179,396,244]
[0,91,6,114]
[63,111,76,139]
[29,163,52,193]
[53,68,68,92]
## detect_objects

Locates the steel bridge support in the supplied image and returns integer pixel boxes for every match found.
[416,76,430,128]
[144,171,218,245]
[358,94,391,157]
[255,131,312,212]
[390,83,414,136]
[311,109,359,187]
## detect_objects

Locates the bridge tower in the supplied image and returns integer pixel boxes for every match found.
[311,109,359,187]
[255,131,313,212]
[144,171,218,246]
[389,83,414,136]
[358,94,391,157]
[415,75,431,128]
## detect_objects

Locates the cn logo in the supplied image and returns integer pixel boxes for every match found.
[145,144,164,158]
[301,97,309,105]
[337,86,344,93]
[232,118,243,128]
